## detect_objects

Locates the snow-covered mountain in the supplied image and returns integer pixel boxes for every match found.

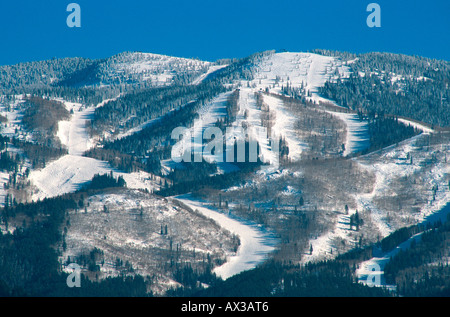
[87,51,213,87]
[0,49,448,296]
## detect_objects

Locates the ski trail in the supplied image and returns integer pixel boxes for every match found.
[175,194,278,280]
[31,98,158,200]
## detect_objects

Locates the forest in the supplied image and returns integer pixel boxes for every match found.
[363,115,420,154]
[0,49,448,297]
[91,82,227,138]
[383,213,450,296]
[22,96,70,147]
[0,177,150,296]
[167,258,390,297]
[317,51,450,127]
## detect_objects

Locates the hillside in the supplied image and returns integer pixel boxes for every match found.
[0,49,448,297]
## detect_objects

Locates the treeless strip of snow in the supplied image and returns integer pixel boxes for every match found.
[175,194,278,280]
[324,111,370,157]
[397,118,433,133]
[191,64,228,85]
[262,94,308,161]
[28,155,156,201]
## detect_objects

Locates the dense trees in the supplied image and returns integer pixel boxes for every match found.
[383,215,450,295]
[10,138,67,169]
[0,180,150,296]
[168,259,390,297]
[22,96,70,146]
[0,57,94,94]
[91,82,227,137]
[318,52,450,127]
[364,116,420,152]
[82,172,126,191]
[86,82,228,175]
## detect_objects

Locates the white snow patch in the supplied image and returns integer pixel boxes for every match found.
[191,64,228,85]
[262,94,308,161]
[326,111,370,156]
[175,195,278,280]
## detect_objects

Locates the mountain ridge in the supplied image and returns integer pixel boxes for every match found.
[0,48,448,296]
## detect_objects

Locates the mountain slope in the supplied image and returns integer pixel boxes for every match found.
[0,49,448,296]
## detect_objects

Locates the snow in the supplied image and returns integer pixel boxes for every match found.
[356,202,450,289]
[302,130,449,264]
[0,96,30,141]
[29,155,109,199]
[325,111,370,156]
[60,188,239,295]
[242,52,370,158]
[28,155,156,201]
[98,52,211,87]
[235,88,278,167]
[356,231,424,290]
[191,64,228,85]
[230,52,353,169]
[30,98,158,200]
[169,91,232,167]
[175,194,278,280]
[397,118,434,133]
[262,94,309,161]
[251,52,351,97]
[60,105,94,156]
[356,133,450,226]
[0,171,9,204]
[5,51,447,290]
[168,52,357,173]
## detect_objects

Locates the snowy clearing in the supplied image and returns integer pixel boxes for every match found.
[324,111,370,156]
[175,194,278,280]
[30,98,159,200]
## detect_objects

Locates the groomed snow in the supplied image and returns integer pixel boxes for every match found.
[30,98,158,201]
[356,202,450,289]
[251,52,351,97]
[262,94,309,161]
[175,194,278,280]
[169,91,234,171]
[325,111,370,157]
[191,64,228,85]
[58,104,94,156]
[28,155,156,201]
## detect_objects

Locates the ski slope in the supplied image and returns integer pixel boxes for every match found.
[262,93,309,161]
[357,202,450,289]
[325,111,370,156]
[30,99,158,200]
[191,64,228,85]
[238,52,362,166]
[304,131,450,264]
[29,155,155,200]
[175,194,278,280]
[248,52,369,158]
[57,102,93,156]
[250,52,351,97]
[168,91,240,174]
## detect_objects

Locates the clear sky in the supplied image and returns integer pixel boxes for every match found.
[0,0,448,65]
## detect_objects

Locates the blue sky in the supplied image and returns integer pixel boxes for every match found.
[0,0,448,65]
